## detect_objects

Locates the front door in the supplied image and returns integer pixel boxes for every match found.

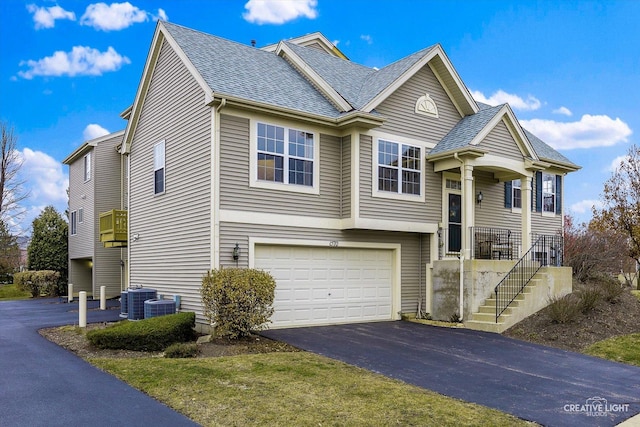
[448,193,462,253]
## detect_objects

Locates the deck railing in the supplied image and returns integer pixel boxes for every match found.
[470,227,522,260]
[99,209,128,245]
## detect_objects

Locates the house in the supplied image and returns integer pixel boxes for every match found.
[63,131,127,298]
[79,21,580,332]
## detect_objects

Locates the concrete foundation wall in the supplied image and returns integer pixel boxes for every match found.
[431,259,572,323]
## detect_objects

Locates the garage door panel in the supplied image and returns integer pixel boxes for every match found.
[255,245,394,328]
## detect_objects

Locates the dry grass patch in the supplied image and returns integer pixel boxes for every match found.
[90,352,535,427]
[584,333,640,367]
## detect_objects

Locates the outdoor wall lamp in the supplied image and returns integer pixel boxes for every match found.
[232,243,240,261]
[476,191,483,205]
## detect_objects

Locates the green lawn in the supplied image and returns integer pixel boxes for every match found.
[0,284,31,301]
[584,333,640,367]
[91,352,535,427]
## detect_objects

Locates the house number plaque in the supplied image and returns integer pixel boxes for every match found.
[329,241,339,247]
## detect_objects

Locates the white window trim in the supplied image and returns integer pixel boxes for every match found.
[70,210,77,236]
[372,137,426,203]
[541,172,556,217]
[83,153,91,182]
[153,140,166,196]
[512,179,522,212]
[249,120,320,195]
[78,207,84,224]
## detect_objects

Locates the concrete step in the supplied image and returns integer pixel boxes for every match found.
[476,305,513,315]
[471,311,511,323]
[464,319,507,333]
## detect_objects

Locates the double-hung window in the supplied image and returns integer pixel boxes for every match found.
[70,211,77,236]
[78,207,84,224]
[153,140,165,195]
[256,123,314,187]
[512,179,522,209]
[542,173,555,213]
[83,153,91,182]
[377,140,421,195]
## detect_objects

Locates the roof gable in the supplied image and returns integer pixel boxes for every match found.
[262,32,348,59]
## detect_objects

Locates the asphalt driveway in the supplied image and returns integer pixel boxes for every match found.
[262,321,640,427]
[0,298,198,427]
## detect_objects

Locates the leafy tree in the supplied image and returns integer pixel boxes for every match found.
[0,122,29,230]
[0,219,20,277]
[27,206,68,290]
[592,144,640,285]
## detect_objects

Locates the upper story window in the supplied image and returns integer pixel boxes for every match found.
[377,140,421,195]
[153,140,165,195]
[512,179,522,209]
[83,153,91,182]
[256,123,314,187]
[542,173,555,213]
[70,211,77,236]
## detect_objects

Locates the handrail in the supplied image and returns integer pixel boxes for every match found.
[494,234,563,322]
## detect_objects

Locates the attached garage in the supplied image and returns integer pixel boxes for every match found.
[254,244,397,328]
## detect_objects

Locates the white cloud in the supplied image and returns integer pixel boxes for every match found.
[553,106,572,116]
[471,89,541,111]
[154,8,168,21]
[16,148,69,232]
[83,124,110,140]
[17,46,130,79]
[360,34,373,44]
[607,155,630,172]
[27,4,76,29]
[520,115,632,150]
[243,0,318,24]
[81,2,148,31]
[569,199,603,215]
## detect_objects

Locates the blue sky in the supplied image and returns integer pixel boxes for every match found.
[1,0,638,233]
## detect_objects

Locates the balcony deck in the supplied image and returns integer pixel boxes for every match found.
[99,209,127,247]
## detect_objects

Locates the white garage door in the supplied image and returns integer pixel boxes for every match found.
[254,245,393,328]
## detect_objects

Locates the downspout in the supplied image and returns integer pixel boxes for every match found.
[453,152,464,322]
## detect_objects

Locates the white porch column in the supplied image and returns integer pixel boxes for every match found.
[521,175,532,255]
[462,162,474,259]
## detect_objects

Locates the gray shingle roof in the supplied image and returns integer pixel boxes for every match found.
[523,129,577,167]
[163,23,576,169]
[429,104,503,155]
[162,22,341,118]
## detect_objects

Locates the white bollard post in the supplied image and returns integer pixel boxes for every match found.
[79,291,87,328]
[68,283,73,303]
[100,286,106,310]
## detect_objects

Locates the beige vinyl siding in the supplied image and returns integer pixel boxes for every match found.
[478,120,524,161]
[93,135,125,297]
[129,40,211,315]
[341,135,351,218]
[219,222,430,316]
[474,171,522,234]
[532,213,563,235]
[375,65,462,144]
[68,150,94,259]
[218,114,342,218]
[359,134,441,222]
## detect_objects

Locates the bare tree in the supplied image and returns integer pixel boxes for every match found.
[0,122,29,232]
[592,144,640,285]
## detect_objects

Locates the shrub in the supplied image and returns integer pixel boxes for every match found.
[164,342,199,358]
[201,268,276,339]
[547,294,581,324]
[593,274,625,302]
[14,270,61,297]
[87,312,196,351]
[577,287,601,313]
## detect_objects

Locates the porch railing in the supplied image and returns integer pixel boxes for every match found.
[494,233,564,322]
[471,227,522,260]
